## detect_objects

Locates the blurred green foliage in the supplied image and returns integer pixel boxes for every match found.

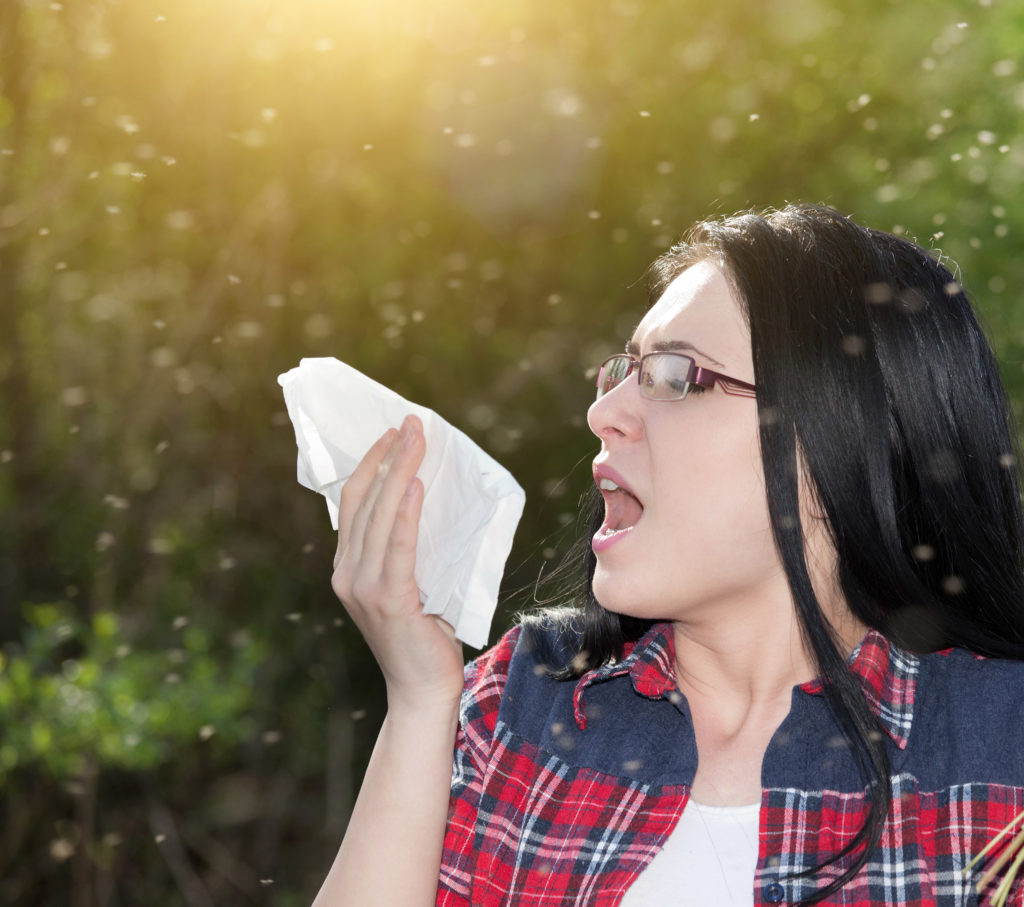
[0,603,263,780]
[2,0,1024,903]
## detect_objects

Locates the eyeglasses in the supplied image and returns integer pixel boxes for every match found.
[595,352,757,401]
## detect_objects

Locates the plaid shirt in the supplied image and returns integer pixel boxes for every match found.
[437,621,1024,906]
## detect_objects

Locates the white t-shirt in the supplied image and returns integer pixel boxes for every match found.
[618,800,760,906]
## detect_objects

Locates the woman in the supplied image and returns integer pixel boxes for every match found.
[314,204,1024,906]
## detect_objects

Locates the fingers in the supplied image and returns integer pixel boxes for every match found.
[344,430,405,564]
[359,427,425,568]
[337,427,396,556]
[336,415,425,573]
[381,476,424,588]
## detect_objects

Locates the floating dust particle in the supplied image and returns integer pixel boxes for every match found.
[942,575,965,595]
[841,334,867,355]
[925,450,959,484]
[864,282,893,304]
[896,288,928,314]
[50,839,75,862]
[61,386,88,407]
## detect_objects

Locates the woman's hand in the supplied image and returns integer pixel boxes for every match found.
[317,416,462,906]
[331,414,465,714]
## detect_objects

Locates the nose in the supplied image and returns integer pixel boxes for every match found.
[587,377,644,443]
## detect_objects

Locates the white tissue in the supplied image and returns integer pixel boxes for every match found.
[277,357,525,649]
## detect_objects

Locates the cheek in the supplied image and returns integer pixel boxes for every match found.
[669,461,772,556]
[591,410,777,617]
[656,421,775,565]
[667,415,765,515]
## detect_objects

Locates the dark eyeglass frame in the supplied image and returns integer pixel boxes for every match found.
[595,352,757,401]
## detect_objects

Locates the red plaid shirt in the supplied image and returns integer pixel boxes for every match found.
[437,620,1024,906]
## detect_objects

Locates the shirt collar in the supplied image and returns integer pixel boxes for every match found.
[571,623,919,750]
[571,623,679,730]
[798,628,920,750]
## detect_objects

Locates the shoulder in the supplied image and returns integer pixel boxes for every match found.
[918,646,1024,713]
[460,610,584,740]
[911,646,1024,782]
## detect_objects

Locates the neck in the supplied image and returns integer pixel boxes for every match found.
[671,590,867,727]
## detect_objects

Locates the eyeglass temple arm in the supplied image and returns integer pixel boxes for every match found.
[691,366,757,398]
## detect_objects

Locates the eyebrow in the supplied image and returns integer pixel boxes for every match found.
[625,338,727,369]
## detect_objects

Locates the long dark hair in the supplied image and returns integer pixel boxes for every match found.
[523,203,1024,902]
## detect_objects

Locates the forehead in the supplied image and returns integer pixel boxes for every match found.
[629,261,750,369]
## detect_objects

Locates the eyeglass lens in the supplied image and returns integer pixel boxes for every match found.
[642,354,692,400]
[596,354,693,400]
[597,356,632,397]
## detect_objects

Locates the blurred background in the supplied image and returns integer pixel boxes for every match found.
[2,0,1023,902]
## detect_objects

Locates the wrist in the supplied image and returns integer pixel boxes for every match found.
[385,687,462,724]
[382,702,461,751]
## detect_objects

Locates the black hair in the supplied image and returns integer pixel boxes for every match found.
[522,203,1024,903]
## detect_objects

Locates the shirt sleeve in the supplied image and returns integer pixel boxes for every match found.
[436,624,522,906]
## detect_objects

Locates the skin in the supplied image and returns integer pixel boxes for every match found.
[314,262,868,904]
[314,415,465,907]
[588,260,866,805]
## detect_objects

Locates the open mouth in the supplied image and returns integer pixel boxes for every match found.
[596,477,644,538]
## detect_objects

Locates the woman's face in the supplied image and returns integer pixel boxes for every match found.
[587,260,786,623]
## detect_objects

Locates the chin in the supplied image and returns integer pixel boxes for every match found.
[591,571,666,622]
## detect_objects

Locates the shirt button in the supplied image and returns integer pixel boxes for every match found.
[764,881,785,903]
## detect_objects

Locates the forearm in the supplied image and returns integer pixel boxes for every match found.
[312,702,460,907]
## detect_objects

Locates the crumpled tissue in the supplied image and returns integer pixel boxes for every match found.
[277,357,525,649]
